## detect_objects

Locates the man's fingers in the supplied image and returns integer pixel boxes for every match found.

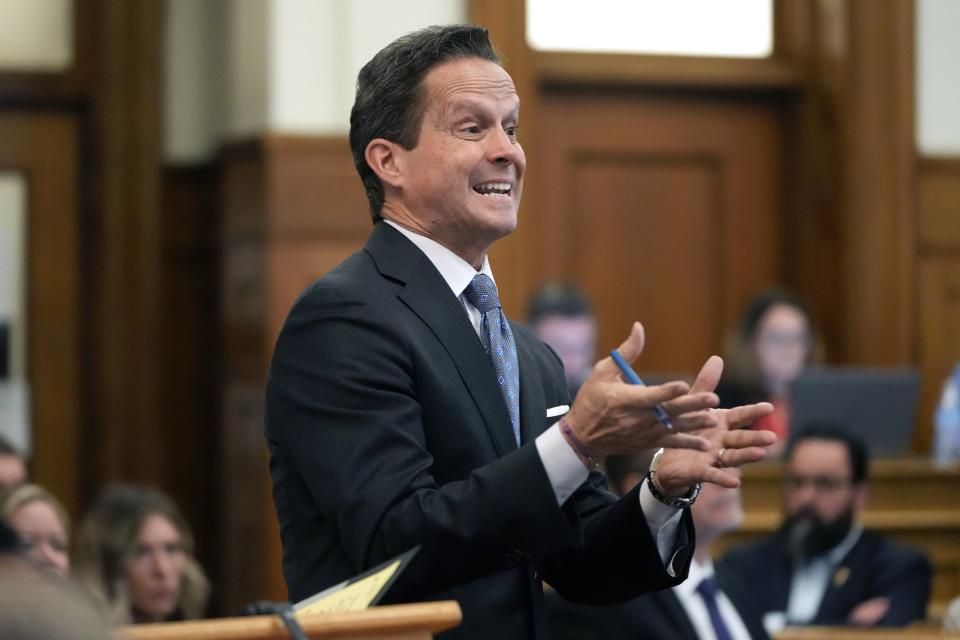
[700,466,743,488]
[595,322,646,380]
[723,402,774,429]
[656,432,711,451]
[689,355,724,394]
[716,446,769,468]
[661,392,719,418]
[722,427,778,449]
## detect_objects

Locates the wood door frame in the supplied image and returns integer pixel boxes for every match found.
[0,112,83,519]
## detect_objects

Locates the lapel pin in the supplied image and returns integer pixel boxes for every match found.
[833,566,850,588]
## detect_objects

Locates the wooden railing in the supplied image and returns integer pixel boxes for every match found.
[116,602,461,640]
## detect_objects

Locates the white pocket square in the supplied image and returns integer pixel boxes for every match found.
[546,405,570,418]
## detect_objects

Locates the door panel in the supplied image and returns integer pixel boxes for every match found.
[531,92,782,374]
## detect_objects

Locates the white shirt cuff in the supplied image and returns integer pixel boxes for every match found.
[639,478,683,576]
[535,422,589,505]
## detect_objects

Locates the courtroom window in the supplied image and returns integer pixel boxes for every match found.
[526,0,773,58]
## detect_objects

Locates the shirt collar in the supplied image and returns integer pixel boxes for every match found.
[827,525,863,565]
[384,219,495,298]
[674,557,715,597]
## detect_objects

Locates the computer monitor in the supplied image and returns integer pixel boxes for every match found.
[789,367,921,456]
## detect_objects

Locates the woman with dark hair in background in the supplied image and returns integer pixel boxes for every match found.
[718,288,820,450]
[74,484,209,625]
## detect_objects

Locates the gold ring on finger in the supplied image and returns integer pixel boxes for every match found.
[716,447,727,468]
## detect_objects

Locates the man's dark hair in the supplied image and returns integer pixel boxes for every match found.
[349,24,500,223]
[787,423,869,484]
[526,281,594,327]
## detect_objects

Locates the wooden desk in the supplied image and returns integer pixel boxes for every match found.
[117,602,462,640]
[716,458,960,618]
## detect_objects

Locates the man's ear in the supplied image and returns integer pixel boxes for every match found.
[365,138,403,189]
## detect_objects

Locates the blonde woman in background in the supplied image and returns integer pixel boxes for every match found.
[0,483,71,577]
[74,484,209,625]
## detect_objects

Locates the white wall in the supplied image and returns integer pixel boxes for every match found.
[164,0,467,163]
[917,0,960,156]
[0,0,72,71]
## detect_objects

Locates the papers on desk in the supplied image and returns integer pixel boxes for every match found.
[294,547,418,615]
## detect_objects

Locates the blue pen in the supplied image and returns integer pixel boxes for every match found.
[609,349,674,430]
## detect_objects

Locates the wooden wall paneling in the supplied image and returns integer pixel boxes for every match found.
[917,159,960,252]
[838,0,916,365]
[918,256,960,453]
[88,0,167,486]
[220,140,270,612]
[0,113,83,520]
[533,92,782,373]
[220,136,371,611]
[162,164,223,612]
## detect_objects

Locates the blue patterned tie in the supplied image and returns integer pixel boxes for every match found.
[464,274,521,447]
[696,576,734,640]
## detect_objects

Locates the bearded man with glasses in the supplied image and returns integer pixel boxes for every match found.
[720,424,931,634]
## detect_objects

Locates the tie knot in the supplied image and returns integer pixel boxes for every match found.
[697,576,719,600]
[464,274,501,313]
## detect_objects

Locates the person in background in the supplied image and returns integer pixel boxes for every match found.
[74,484,209,625]
[0,435,27,490]
[0,483,70,577]
[0,516,110,640]
[721,425,930,634]
[717,288,818,449]
[944,595,960,631]
[548,451,768,640]
[526,281,597,398]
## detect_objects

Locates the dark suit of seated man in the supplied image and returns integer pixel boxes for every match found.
[720,424,931,635]
[265,24,778,639]
[548,452,769,640]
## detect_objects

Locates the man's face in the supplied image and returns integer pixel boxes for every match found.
[692,470,743,542]
[783,438,865,558]
[388,58,525,264]
[532,315,597,391]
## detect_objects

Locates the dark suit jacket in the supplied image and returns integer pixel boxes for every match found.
[719,529,931,627]
[546,562,769,640]
[265,223,694,639]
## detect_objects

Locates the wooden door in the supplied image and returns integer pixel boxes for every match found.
[0,112,83,516]
[528,91,782,375]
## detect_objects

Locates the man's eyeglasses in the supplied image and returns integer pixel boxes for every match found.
[784,474,852,493]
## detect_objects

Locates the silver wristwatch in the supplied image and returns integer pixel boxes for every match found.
[646,447,701,508]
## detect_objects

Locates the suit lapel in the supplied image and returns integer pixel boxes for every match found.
[365,224,517,457]
[513,322,546,445]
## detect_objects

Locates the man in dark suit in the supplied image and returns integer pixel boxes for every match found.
[721,425,931,634]
[265,25,776,639]
[548,453,769,640]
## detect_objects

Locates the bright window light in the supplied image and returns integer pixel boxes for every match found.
[527,0,773,58]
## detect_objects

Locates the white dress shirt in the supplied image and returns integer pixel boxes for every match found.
[384,220,683,569]
[674,558,753,640]
[786,526,863,623]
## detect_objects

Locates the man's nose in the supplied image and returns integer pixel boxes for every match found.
[487,129,521,165]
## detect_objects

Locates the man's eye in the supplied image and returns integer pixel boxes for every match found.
[463,126,481,134]
[505,125,519,139]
